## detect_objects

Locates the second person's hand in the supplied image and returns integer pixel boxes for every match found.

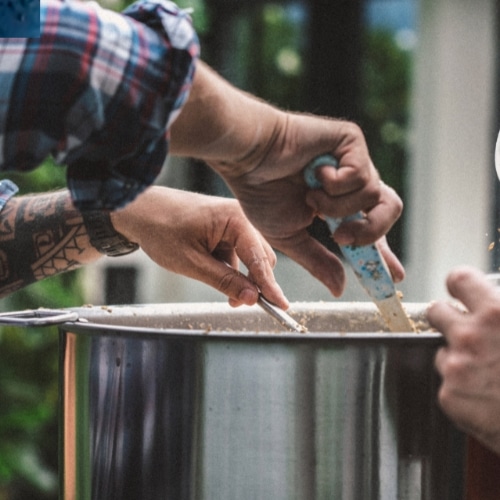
[428,267,500,455]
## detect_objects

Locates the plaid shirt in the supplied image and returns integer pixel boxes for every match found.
[0,0,199,211]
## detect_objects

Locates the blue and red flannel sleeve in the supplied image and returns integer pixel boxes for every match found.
[0,180,18,212]
[0,0,199,211]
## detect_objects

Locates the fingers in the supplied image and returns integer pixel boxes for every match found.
[434,344,476,388]
[311,164,381,216]
[271,232,346,297]
[307,181,403,247]
[427,268,500,355]
[126,187,289,309]
[231,229,289,309]
[434,340,500,453]
[211,245,240,270]
[427,267,498,336]
[192,253,286,310]
[376,237,405,283]
[193,256,262,306]
[432,305,500,449]
[426,301,465,344]
[206,209,289,309]
[444,266,497,312]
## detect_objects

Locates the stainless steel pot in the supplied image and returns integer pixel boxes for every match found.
[6,302,466,499]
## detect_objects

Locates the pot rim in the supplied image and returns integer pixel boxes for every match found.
[57,301,441,342]
[60,319,443,342]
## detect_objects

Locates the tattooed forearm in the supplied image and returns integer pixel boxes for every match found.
[0,190,102,297]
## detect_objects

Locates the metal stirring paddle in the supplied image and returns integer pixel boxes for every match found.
[304,154,415,332]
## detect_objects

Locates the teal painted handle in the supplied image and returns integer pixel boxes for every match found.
[304,154,395,301]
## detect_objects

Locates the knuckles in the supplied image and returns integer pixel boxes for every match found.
[438,352,471,382]
[339,121,365,145]
[217,269,240,295]
[445,266,477,292]
[449,323,483,352]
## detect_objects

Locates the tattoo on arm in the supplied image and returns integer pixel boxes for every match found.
[0,191,96,297]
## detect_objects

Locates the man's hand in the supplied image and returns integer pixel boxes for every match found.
[213,116,405,296]
[428,266,500,455]
[112,186,288,309]
[171,62,404,297]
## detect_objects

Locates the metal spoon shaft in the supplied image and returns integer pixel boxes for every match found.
[257,295,307,333]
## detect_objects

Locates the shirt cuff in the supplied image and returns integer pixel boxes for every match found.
[0,180,19,213]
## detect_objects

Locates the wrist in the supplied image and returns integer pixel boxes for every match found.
[170,61,286,176]
[82,209,139,257]
[108,186,162,247]
[215,109,286,176]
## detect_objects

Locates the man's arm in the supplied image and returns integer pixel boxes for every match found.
[0,191,100,298]
[0,187,287,308]
[1,0,198,211]
[170,61,404,296]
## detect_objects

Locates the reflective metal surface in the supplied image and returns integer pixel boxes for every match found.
[0,308,79,326]
[59,302,465,500]
[257,293,308,332]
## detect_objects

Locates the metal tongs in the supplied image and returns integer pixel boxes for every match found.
[257,294,307,333]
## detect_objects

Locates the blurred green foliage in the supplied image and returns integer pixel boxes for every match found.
[230,3,305,108]
[0,159,84,500]
[361,28,412,256]
[361,29,411,191]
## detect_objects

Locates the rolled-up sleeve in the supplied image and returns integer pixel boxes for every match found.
[0,0,199,210]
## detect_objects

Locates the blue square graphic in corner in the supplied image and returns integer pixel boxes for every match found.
[0,0,41,38]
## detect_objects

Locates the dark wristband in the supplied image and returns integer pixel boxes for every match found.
[82,210,139,257]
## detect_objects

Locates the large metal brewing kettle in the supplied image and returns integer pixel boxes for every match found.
[0,301,466,499]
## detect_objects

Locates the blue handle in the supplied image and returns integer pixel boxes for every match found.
[304,154,395,301]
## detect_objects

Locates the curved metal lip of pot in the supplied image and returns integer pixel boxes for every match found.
[59,301,455,500]
[59,301,442,343]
